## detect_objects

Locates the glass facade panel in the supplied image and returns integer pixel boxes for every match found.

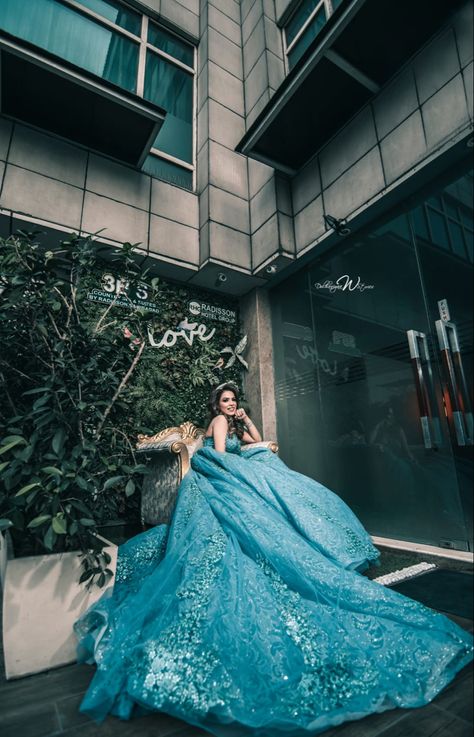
[428,209,450,250]
[448,221,467,259]
[142,155,193,191]
[148,22,194,67]
[465,229,474,262]
[428,195,443,210]
[271,167,473,551]
[272,270,326,479]
[78,0,141,35]
[461,209,474,230]
[145,51,193,164]
[412,205,429,241]
[444,199,459,220]
[0,0,138,92]
[287,5,327,68]
[414,171,473,548]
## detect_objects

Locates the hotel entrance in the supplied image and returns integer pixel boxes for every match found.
[271,167,473,552]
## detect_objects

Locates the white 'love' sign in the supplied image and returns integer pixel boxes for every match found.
[147,319,216,349]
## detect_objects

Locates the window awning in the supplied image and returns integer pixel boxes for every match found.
[237,0,466,173]
[0,39,166,167]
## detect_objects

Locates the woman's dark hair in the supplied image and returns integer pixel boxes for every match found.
[208,383,245,439]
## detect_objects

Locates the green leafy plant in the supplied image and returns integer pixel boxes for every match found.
[0,231,248,587]
[0,233,150,587]
[126,288,244,433]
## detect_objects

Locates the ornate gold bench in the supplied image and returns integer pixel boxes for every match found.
[136,422,278,526]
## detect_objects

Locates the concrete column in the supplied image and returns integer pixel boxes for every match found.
[239,287,277,441]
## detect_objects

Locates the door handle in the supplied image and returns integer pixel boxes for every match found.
[407,330,438,449]
[435,320,473,446]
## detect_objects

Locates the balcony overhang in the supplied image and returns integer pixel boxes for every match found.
[237,0,465,174]
[0,37,166,167]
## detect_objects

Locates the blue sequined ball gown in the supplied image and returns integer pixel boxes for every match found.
[75,434,473,736]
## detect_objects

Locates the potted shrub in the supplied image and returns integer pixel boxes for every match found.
[0,233,149,677]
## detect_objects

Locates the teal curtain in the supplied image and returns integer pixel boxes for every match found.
[78,0,141,35]
[287,5,327,68]
[0,0,138,92]
[144,51,193,163]
[148,22,194,67]
[286,0,321,46]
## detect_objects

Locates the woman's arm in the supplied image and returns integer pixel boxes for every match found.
[212,414,228,453]
[237,409,262,442]
[241,430,257,443]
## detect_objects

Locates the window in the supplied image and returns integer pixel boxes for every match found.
[284,0,343,69]
[0,0,195,190]
[142,22,195,189]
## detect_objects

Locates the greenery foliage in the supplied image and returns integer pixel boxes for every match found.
[128,288,243,433]
[0,232,245,586]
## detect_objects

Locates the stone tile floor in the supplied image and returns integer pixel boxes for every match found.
[1,568,472,737]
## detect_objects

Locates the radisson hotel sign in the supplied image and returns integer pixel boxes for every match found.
[187,300,236,324]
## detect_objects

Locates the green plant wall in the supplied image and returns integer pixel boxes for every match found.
[119,279,245,435]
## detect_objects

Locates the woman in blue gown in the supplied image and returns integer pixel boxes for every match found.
[75,383,473,736]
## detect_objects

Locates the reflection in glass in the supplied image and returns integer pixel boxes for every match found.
[465,230,473,262]
[461,209,473,230]
[428,209,450,250]
[444,199,459,220]
[0,0,138,92]
[412,206,429,240]
[448,220,467,260]
[271,271,327,480]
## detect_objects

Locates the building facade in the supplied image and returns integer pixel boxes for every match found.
[0,0,473,553]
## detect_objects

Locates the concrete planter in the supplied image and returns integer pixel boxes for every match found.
[1,541,117,680]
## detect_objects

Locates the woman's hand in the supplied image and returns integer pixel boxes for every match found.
[236,408,262,442]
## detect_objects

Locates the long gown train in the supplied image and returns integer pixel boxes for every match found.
[75,435,473,736]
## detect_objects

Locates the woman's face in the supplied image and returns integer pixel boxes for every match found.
[218,390,237,417]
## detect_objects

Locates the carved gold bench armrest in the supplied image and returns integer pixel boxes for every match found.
[137,421,205,449]
[136,422,206,480]
[241,441,279,453]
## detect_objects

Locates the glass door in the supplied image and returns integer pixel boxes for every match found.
[410,171,473,549]
[271,165,473,551]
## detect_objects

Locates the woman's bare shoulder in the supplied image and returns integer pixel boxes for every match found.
[213,415,227,428]
[206,415,227,436]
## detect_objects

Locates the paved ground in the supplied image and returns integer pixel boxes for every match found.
[1,565,472,737]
